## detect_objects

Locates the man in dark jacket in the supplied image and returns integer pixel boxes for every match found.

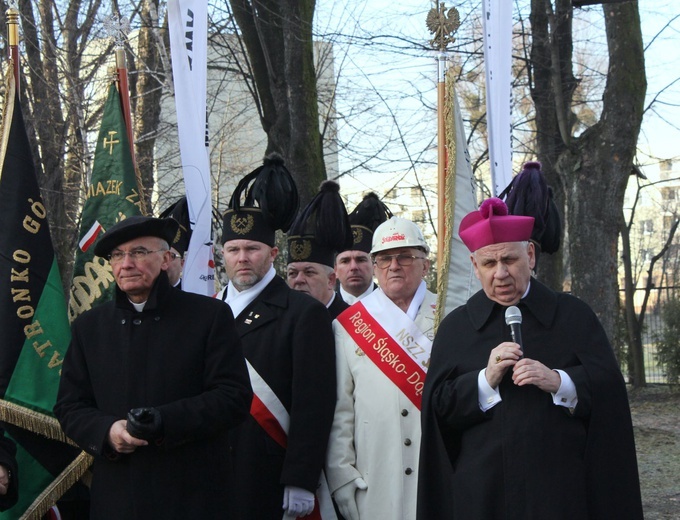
[217,155,337,519]
[418,198,643,520]
[54,216,252,520]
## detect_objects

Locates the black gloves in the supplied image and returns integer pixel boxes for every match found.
[126,407,163,441]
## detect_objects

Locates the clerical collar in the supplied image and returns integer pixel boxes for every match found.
[521,281,531,300]
[130,299,146,312]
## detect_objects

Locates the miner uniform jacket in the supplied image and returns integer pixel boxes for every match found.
[222,275,337,519]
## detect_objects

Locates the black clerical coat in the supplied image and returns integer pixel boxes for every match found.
[418,280,642,520]
[54,273,252,519]
[226,276,336,518]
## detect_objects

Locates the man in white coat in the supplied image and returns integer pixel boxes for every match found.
[326,216,437,520]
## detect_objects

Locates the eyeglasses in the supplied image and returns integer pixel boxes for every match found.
[373,253,426,269]
[168,252,182,261]
[108,249,167,264]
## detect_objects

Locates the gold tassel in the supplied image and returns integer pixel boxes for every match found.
[0,399,78,447]
[434,67,459,329]
[19,451,94,520]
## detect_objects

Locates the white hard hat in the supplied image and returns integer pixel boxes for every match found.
[370,216,430,255]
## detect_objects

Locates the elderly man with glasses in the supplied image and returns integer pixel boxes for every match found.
[54,216,252,520]
[326,216,437,520]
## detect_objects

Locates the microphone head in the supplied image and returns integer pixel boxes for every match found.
[505,305,522,325]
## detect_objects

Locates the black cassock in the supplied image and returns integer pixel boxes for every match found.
[418,279,642,520]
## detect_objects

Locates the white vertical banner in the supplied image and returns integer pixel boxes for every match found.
[168,0,215,295]
[483,0,514,196]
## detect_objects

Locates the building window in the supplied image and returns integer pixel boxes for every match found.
[661,187,677,201]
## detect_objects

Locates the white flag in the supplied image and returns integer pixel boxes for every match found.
[168,0,215,295]
[436,74,482,326]
[483,0,514,196]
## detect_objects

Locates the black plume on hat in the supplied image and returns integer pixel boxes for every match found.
[500,161,562,266]
[287,180,353,267]
[222,153,299,245]
[347,192,393,253]
[159,197,191,256]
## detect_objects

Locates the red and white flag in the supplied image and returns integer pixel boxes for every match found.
[78,220,103,252]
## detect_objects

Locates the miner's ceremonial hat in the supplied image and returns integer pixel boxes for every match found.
[159,197,191,256]
[287,180,353,267]
[346,192,393,254]
[221,153,299,247]
[459,197,534,252]
[94,216,179,258]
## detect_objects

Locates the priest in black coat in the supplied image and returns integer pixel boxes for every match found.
[54,216,252,520]
[417,198,642,520]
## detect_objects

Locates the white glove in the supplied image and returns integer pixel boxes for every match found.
[333,477,368,520]
[282,485,315,517]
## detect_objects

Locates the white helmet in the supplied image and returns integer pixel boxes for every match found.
[370,216,430,255]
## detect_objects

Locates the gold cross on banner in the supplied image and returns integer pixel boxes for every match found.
[103,131,120,155]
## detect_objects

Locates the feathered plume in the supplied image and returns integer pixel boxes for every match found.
[348,192,393,230]
[228,152,299,232]
[159,196,191,254]
[289,180,353,252]
[501,161,561,255]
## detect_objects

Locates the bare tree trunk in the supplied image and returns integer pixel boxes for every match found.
[134,0,168,212]
[228,0,325,206]
[620,212,645,386]
[528,0,577,291]
[530,0,646,343]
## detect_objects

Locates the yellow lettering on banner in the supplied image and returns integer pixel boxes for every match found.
[11,268,29,283]
[103,130,119,154]
[17,305,34,319]
[95,182,106,197]
[47,351,64,370]
[11,288,30,302]
[24,320,43,339]
[23,216,40,233]
[33,339,52,358]
[68,257,115,319]
[13,249,30,264]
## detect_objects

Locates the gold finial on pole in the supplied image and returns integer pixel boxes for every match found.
[426,2,461,52]
[426,2,460,274]
[6,5,21,95]
[6,7,19,47]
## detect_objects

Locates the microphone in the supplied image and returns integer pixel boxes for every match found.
[504,306,523,357]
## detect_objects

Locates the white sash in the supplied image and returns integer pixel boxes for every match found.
[245,361,336,520]
[361,289,432,370]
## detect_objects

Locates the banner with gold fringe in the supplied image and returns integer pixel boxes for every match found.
[0,63,89,520]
